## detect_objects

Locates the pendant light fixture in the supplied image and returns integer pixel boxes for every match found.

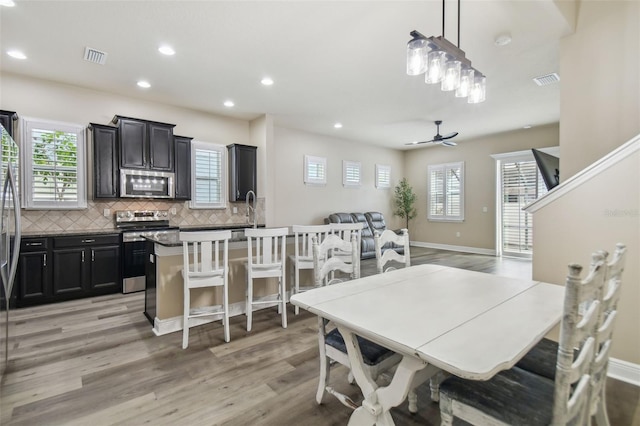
[407,0,486,103]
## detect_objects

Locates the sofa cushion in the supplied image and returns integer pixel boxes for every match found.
[351,213,375,259]
[328,212,355,224]
[365,212,386,234]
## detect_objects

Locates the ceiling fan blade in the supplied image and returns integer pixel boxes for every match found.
[441,140,457,147]
[405,139,434,146]
[441,132,458,140]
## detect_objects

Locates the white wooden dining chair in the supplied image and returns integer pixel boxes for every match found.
[328,222,363,280]
[312,232,402,409]
[180,230,232,349]
[439,249,611,426]
[373,228,410,274]
[515,243,627,426]
[245,227,289,332]
[290,224,331,315]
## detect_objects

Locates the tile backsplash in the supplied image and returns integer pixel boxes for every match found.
[20,198,264,233]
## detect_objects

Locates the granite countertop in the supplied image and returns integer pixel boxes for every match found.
[144,228,250,247]
[22,228,122,238]
[21,223,265,240]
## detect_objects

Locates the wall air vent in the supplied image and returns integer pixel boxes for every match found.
[533,72,560,86]
[83,47,108,65]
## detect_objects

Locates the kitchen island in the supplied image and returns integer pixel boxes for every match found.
[144,226,296,336]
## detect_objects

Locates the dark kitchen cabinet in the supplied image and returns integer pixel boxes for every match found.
[227,144,257,202]
[174,135,192,200]
[17,238,51,307]
[91,123,119,198]
[0,110,17,138]
[113,116,175,171]
[53,234,121,297]
[17,234,121,307]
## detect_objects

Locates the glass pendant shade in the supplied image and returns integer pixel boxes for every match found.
[425,50,446,84]
[441,59,461,91]
[468,75,487,103]
[406,38,429,75]
[455,68,475,97]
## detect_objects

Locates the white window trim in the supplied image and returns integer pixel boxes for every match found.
[375,164,391,189]
[427,161,465,222]
[304,155,327,186]
[343,160,361,187]
[189,140,227,209]
[21,117,87,210]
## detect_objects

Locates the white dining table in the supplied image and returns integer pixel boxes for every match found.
[290,264,565,426]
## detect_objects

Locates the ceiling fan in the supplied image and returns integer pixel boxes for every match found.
[406,120,459,146]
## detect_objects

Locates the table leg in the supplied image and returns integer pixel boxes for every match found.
[338,326,439,425]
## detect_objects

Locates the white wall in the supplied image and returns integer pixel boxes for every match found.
[270,126,405,228]
[532,0,640,364]
[404,124,559,250]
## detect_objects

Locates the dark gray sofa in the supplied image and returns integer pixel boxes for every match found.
[324,211,393,259]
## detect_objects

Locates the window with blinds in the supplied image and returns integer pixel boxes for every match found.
[21,118,86,209]
[375,164,391,189]
[304,155,327,185]
[427,162,464,221]
[343,160,361,187]
[190,141,225,208]
[500,158,547,255]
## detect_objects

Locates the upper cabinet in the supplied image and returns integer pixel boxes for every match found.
[0,110,17,138]
[112,116,175,171]
[174,135,192,200]
[90,123,119,199]
[227,144,257,202]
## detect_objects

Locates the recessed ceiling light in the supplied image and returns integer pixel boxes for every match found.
[334,123,343,129]
[261,77,274,86]
[7,50,26,60]
[523,125,532,129]
[224,100,235,107]
[137,80,151,88]
[158,45,175,56]
[0,0,16,7]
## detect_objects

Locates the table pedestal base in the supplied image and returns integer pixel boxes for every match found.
[338,326,440,425]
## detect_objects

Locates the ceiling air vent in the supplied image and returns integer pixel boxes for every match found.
[533,72,560,86]
[83,47,107,65]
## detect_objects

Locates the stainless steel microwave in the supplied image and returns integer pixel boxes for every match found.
[120,169,175,199]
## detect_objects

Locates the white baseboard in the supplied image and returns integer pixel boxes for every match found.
[608,357,640,387]
[152,296,284,336]
[411,241,497,256]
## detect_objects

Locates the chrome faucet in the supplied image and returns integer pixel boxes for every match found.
[246,190,257,228]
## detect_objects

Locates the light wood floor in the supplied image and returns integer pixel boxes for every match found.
[1,247,638,425]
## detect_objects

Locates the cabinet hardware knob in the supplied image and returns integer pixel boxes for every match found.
[82,239,95,243]
[81,251,85,262]
[92,250,95,262]
[43,253,47,267]
[27,242,42,246]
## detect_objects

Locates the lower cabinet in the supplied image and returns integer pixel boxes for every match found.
[17,234,121,307]
[18,238,51,306]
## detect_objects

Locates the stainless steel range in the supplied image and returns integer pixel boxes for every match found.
[115,210,176,293]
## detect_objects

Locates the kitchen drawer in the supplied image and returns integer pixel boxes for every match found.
[54,234,120,248]
[21,238,49,252]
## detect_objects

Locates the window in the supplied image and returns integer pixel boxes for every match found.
[190,141,226,209]
[427,161,464,221]
[343,160,361,187]
[375,164,391,189]
[21,117,86,209]
[304,155,327,185]
[499,155,548,256]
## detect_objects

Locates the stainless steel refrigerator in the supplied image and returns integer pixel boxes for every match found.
[0,123,21,382]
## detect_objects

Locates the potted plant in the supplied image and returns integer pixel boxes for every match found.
[393,178,417,230]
